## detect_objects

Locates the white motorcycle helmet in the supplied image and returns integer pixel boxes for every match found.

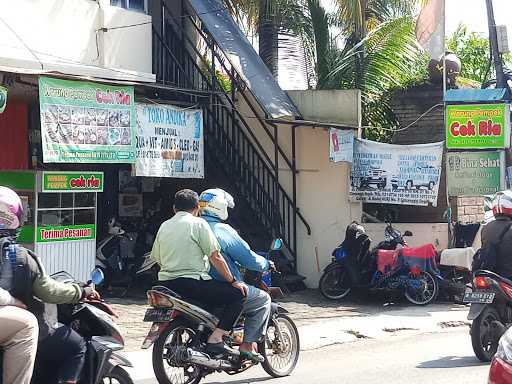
[199,188,234,221]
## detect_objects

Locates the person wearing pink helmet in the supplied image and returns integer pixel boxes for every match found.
[0,186,39,384]
[0,186,100,384]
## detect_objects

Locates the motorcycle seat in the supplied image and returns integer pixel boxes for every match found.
[151,285,226,316]
[152,285,182,299]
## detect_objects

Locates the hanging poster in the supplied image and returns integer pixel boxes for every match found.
[446,103,510,149]
[446,151,505,196]
[119,194,143,217]
[135,103,204,178]
[350,139,444,206]
[329,129,354,163]
[39,76,136,163]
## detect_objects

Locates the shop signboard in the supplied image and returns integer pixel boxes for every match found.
[446,151,505,196]
[446,103,510,149]
[329,129,354,163]
[135,103,204,178]
[42,172,104,193]
[36,224,96,243]
[39,76,136,163]
[350,139,444,206]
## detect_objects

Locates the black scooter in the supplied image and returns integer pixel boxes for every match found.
[0,268,134,384]
[465,270,512,362]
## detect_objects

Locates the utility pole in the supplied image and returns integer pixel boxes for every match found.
[485,0,507,88]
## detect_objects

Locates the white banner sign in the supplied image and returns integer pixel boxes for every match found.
[135,103,204,178]
[329,129,354,163]
[350,139,444,206]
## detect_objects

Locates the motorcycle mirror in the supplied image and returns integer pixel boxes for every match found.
[90,268,105,286]
[271,239,283,251]
[404,231,413,237]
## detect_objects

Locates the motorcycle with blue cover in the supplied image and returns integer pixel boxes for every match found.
[319,222,440,305]
[141,239,300,384]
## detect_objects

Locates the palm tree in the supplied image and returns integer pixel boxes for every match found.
[226,0,429,140]
[224,0,311,79]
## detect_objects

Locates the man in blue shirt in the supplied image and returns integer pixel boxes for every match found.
[199,188,271,364]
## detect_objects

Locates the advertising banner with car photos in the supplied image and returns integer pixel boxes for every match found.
[39,76,136,163]
[350,139,444,206]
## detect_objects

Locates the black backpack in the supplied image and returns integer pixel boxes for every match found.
[472,223,512,272]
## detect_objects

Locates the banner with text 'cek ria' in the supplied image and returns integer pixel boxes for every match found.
[39,77,136,163]
[350,139,444,206]
[135,103,204,178]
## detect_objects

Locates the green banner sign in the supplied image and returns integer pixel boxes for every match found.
[447,151,505,196]
[37,224,96,243]
[39,76,136,163]
[446,104,510,149]
[42,172,104,193]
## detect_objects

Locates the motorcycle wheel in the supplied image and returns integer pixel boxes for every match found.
[260,314,300,378]
[152,320,203,384]
[404,271,438,305]
[471,306,501,362]
[102,366,134,384]
[319,266,352,300]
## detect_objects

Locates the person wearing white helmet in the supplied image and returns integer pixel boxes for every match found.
[480,190,512,278]
[0,186,100,384]
[199,188,272,364]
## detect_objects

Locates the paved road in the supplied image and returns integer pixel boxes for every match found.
[135,329,490,384]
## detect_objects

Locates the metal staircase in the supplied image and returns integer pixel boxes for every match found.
[151,2,311,274]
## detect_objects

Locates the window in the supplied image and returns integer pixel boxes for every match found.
[111,0,147,12]
[37,193,96,227]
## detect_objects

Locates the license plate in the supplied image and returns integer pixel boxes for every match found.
[463,291,495,304]
[143,308,174,322]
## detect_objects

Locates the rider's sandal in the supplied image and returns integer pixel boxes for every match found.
[240,350,264,363]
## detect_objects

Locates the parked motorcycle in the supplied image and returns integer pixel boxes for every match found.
[0,268,134,384]
[319,222,440,305]
[96,218,154,295]
[465,270,512,362]
[438,247,474,303]
[141,239,300,384]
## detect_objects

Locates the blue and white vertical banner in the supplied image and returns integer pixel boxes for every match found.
[329,129,354,163]
[350,139,444,206]
[135,103,204,178]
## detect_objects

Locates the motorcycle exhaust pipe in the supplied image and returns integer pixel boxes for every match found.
[183,348,234,370]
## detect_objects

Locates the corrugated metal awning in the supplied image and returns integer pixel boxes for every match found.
[444,88,510,102]
[188,0,301,119]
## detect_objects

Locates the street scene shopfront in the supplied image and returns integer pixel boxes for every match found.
[0,75,209,282]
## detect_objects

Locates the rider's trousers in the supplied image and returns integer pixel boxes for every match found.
[0,306,39,384]
[242,285,271,343]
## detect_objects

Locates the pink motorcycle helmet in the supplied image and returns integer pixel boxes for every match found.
[0,186,23,230]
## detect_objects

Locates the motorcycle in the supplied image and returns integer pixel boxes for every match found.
[96,218,153,295]
[464,270,512,362]
[0,268,134,384]
[319,222,440,305]
[141,239,300,384]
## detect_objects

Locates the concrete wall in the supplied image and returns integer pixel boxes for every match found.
[235,89,362,287]
[0,0,153,80]
[364,223,449,250]
[288,90,362,126]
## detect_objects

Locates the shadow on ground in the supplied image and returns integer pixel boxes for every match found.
[417,356,488,369]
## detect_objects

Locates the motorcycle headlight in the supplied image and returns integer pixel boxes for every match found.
[496,331,512,362]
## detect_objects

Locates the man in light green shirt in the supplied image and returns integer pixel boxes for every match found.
[150,189,247,356]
